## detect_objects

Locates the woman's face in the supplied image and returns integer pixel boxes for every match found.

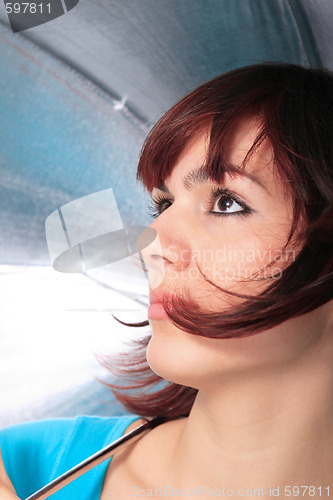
[145,116,296,310]
[142,116,330,389]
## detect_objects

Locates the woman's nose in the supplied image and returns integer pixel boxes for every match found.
[137,216,192,288]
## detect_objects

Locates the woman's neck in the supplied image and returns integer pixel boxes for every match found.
[171,352,333,495]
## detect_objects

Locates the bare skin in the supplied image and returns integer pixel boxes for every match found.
[102,304,333,499]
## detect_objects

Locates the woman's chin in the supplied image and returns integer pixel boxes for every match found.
[146,328,208,388]
[146,331,188,384]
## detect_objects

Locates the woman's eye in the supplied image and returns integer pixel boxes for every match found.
[147,197,173,219]
[212,195,244,214]
[156,199,172,214]
[209,186,253,216]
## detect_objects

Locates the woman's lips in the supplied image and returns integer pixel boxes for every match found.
[148,289,171,320]
[148,302,169,319]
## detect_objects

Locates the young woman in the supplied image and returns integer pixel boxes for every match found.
[1,63,333,499]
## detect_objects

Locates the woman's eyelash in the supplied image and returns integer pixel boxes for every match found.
[146,194,173,219]
[146,187,253,219]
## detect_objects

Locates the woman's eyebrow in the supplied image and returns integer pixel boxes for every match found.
[157,165,268,194]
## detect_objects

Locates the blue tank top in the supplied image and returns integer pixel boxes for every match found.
[0,415,140,499]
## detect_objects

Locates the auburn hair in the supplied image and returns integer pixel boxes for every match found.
[102,63,333,419]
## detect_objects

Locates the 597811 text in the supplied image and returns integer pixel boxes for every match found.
[5,3,51,14]
[270,486,330,497]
